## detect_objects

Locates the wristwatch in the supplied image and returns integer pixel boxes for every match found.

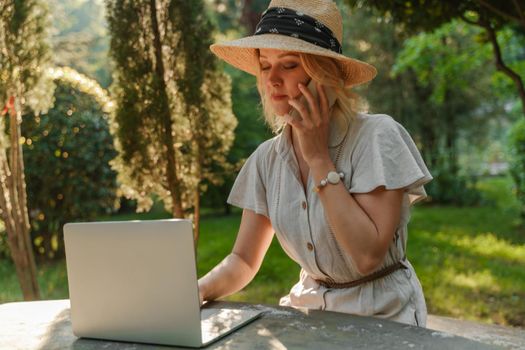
[314,171,344,192]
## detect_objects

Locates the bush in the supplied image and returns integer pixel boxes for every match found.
[424,150,487,206]
[425,171,486,206]
[508,118,525,219]
[20,81,119,260]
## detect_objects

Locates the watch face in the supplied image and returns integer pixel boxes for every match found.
[327,171,340,184]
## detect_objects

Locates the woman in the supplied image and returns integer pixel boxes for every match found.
[198,0,433,326]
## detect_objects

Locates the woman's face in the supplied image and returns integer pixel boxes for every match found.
[258,48,311,116]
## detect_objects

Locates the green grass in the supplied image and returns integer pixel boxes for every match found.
[407,175,525,327]
[1,175,524,328]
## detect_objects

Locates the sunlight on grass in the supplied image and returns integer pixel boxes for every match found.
[454,233,525,263]
[423,229,525,263]
[475,175,521,212]
[448,270,500,292]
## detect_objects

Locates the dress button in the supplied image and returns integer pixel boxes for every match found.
[302,201,307,210]
[306,242,314,251]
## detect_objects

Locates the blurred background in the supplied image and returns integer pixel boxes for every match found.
[0,0,524,328]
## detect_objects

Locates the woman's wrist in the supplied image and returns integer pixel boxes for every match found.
[309,157,336,183]
[197,279,208,303]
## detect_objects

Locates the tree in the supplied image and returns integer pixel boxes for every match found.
[106,0,236,244]
[23,67,119,260]
[392,21,503,170]
[206,0,267,34]
[340,6,503,204]
[509,119,525,218]
[345,0,525,117]
[0,0,55,299]
[198,0,273,215]
[49,0,112,88]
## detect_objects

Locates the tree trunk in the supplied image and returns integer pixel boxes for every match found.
[193,185,200,249]
[193,119,204,246]
[482,19,525,117]
[224,200,231,215]
[444,89,459,176]
[149,0,184,218]
[0,96,39,300]
[240,0,261,34]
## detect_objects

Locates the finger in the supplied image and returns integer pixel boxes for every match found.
[288,98,312,128]
[298,83,321,126]
[317,82,329,122]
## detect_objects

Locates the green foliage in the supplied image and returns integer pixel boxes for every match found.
[508,118,525,219]
[392,20,503,144]
[489,28,525,121]
[0,0,54,297]
[388,19,512,205]
[21,78,119,260]
[200,0,272,212]
[344,0,525,121]
[475,175,521,214]
[166,0,238,208]
[50,0,111,87]
[424,168,485,206]
[394,22,487,104]
[201,65,272,212]
[206,0,246,33]
[341,6,504,205]
[345,0,524,33]
[0,0,55,114]
[340,5,420,132]
[106,0,237,218]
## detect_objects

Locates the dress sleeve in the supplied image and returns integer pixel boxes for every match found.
[227,145,269,218]
[348,116,433,206]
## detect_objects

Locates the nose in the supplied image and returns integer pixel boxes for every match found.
[267,66,282,88]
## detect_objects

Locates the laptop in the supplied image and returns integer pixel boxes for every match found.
[63,219,263,347]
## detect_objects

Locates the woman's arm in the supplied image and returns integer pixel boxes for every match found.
[198,208,274,303]
[309,158,404,276]
[288,83,404,276]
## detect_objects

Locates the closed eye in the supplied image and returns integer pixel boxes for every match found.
[260,64,297,71]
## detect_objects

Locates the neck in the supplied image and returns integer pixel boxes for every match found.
[290,126,304,161]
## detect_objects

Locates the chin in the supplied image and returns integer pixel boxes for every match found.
[272,104,291,116]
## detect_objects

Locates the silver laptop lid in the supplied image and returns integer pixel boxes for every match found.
[64,219,202,347]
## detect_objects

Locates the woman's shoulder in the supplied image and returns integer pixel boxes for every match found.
[354,112,399,131]
[244,133,281,169]
[350,112,409,141]
[252,134,279,157]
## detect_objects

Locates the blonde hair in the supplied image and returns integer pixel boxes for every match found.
[255,50,367,133]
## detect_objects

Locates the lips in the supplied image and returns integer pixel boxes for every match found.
[271,94,287,101]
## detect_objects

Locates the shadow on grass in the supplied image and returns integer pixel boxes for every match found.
[411,227,525,327]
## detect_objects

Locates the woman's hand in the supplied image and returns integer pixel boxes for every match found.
[286,82,331,166]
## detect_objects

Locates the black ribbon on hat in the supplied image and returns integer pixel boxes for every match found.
[254,7,343,54]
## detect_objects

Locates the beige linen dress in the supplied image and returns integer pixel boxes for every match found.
[227,112,433,326]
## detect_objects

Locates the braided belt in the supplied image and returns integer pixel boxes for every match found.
[315,260,407,289]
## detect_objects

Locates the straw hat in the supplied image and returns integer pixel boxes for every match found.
[210,0,377,87]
